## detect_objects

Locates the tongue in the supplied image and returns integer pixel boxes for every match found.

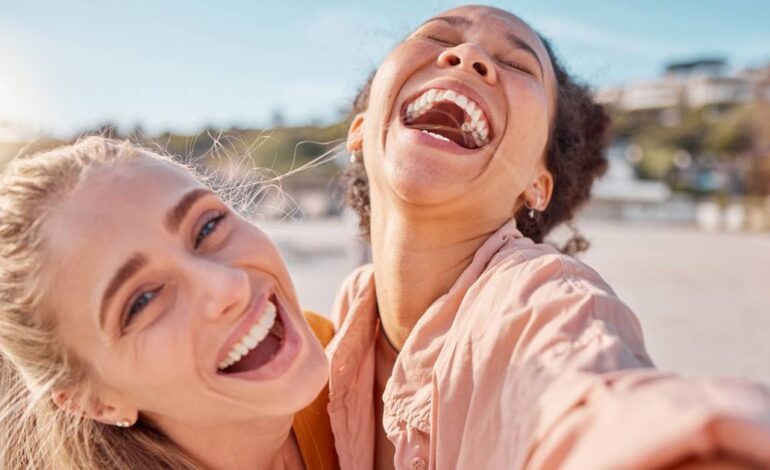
[408,101,469,148]
[226,318,284,373]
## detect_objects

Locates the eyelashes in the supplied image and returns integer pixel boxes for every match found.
[422,33,456,46]
[195,211,228,249]
[497,59,534,76]
[126,286,162,323]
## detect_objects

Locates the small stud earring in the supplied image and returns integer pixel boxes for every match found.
[350,150,362,164]
[115,419,131,428]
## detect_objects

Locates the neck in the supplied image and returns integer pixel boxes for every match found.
[155,414,298,470]
[370,192,506,349]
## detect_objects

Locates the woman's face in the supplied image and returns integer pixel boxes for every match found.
[41,156,327,428]
[355,6,557,216]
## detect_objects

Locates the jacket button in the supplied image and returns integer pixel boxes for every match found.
[410,457,426,470]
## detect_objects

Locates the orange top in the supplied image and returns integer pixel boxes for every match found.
[292,311,338,470]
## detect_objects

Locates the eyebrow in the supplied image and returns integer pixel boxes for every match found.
[165,188,214,234]
[99,253,148,330]
[423,15,473,28]
[421,16,544,76]
[505,32,544,76]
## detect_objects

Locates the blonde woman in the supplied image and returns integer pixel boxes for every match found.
[0,137,337,469]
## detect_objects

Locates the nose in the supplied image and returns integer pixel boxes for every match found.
[437,43,498,85]
[189,259,251,323]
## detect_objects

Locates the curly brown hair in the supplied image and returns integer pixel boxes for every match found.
[343,35,610,255]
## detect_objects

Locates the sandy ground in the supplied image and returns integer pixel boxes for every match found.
[263,218,770,386]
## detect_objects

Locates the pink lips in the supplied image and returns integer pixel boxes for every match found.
[215,291,271,367]
[214,291,303,381]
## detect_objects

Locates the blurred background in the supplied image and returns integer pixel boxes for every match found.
[1,1,768,384]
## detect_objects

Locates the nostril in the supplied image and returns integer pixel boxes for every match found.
[473,62,487,76]
[447,55,461,66]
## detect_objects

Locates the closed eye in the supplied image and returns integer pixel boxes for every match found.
[420,33,455,47]
[498,58,534,76]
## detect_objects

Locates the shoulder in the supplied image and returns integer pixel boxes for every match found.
[302,310,335,348]
[472,238,643,335]
[484,237,617,302]
[463,239,651,370]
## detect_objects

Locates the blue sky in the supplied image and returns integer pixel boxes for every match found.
[1,0,768,137]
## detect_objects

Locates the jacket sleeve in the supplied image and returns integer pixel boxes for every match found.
[488,255,770,469]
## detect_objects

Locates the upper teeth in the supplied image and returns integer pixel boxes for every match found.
[404,88,491,147]
[217,300,277,370]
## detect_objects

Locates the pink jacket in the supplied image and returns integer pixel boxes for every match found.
[326,219,770,469]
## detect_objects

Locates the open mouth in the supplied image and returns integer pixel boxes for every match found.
[217,296,285,374]
[402,88,492,149]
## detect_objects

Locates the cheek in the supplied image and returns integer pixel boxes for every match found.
[227,222,279,261]
[367,41,439,124]
[81,322,197,417]
[126,332,209,418]
[374,41,426,91]
[364,42,440,177]
[240,228,290,278]
[129,321,196,391]
[501,78,551,160]
[482,78,550,195]
[230,225,300,304]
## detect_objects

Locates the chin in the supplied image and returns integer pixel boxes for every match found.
[382,153,476,206]
[375,116,492,206]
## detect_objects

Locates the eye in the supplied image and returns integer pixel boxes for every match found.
[499,59,534,76]
[125,286,163,323]
[195,211,228,249]
[420,33,455,47]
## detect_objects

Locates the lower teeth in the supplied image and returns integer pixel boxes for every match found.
[419,129,487,149]
[421,130,451,142]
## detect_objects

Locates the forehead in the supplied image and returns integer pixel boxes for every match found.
[49,158,202,235]
[439,6,535,32]
[434,6,543,46]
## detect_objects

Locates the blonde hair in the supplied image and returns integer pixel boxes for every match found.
[0,136,203,469]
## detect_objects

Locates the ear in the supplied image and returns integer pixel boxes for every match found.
[52,387,138,427]
[346,113,365,153]
[523,164,554,211]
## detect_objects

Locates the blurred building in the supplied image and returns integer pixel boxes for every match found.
[587,143,692,223]
[597,58,770,114]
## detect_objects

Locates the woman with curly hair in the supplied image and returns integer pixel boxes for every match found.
[328,5,770,469]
